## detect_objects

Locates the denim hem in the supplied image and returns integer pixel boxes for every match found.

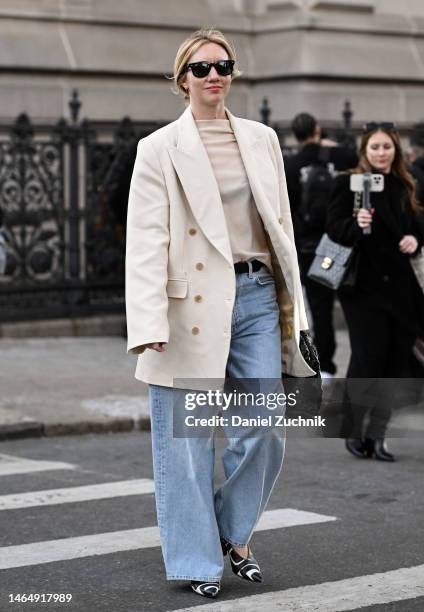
[221,533,249,547]
[166,575,222,581]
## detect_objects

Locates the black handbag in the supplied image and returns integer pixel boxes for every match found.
[282,331,323,419]
[307,233,356,290]
[299,330,321,378]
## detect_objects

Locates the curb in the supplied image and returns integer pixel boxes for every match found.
[0,416,151,442]
[0,315,126,339]
[0,422,44,441]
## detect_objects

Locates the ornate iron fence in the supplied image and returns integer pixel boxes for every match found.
[0,91,164,321]
[0,92,417,322]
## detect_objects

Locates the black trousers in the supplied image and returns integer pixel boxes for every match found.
[299,251,336,374]
[339,293,416,439]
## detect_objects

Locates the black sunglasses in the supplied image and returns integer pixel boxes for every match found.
[363,121,396,133]
[182,59,235,78]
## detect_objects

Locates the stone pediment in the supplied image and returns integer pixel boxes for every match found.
[0,0,423,122]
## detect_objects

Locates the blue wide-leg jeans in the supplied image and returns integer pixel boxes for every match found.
[148,266,285,581]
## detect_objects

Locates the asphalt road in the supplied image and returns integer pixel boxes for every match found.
[0,431,423,612]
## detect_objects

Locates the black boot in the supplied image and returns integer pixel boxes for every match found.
[190,580,221,598]
[371,438,395,462]
[345,438,370,459]
[220,537,263,583]
[363,437,376,458]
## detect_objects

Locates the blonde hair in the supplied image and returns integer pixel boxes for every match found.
[168,28,242,100]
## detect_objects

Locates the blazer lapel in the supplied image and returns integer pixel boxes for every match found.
[166,104,296,301]
[166,106,233,266]
[226,108,296,301]
[226,108,278,217]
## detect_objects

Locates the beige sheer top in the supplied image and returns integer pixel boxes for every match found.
[196,118,272,272]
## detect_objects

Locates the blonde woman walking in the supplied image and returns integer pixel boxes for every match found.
[125,29,315,599]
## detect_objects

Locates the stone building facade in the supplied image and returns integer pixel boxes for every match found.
[1,0,424,125]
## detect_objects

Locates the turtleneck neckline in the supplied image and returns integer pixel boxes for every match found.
[196,119,234,135]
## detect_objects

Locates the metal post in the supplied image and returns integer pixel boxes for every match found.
[68,90,82,279]
[11,114,34,280]
[260,97,271,126]
[340,99,356,150]
[343,99,353,131]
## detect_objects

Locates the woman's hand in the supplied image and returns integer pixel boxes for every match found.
[145,342,167,352]
[131,342,167,354]
[399,235,418,254]
[356,208,374,229]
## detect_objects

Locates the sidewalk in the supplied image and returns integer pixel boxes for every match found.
[0,337,149,440]
[0,333,350,441]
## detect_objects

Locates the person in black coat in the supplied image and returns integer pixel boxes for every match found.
[326,122,424,462]
[285,114,358,233]
[285,113,358,377]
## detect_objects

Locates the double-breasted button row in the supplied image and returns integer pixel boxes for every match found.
[193,252,203,329]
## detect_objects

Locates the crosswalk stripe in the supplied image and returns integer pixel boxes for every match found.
[0,508,335,570]
[256,508,337,530]
[0,454,76,477]
[0,528,159,571]
[171,564,424,612]
[0,479,155,511]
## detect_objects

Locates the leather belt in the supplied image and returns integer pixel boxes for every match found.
[233,259,264,274]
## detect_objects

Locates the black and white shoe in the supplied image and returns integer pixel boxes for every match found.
[190,580,221,598]
[221,537,263,583]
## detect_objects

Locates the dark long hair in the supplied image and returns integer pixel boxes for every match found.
[353,127,421,213]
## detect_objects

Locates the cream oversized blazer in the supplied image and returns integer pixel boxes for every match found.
[125,105,315,387]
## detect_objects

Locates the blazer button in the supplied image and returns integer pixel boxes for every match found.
[192,326,200,335]
[189,228,197,236]
[278,217,283,224]
[196,262,204,271]
[194,295,202,303]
